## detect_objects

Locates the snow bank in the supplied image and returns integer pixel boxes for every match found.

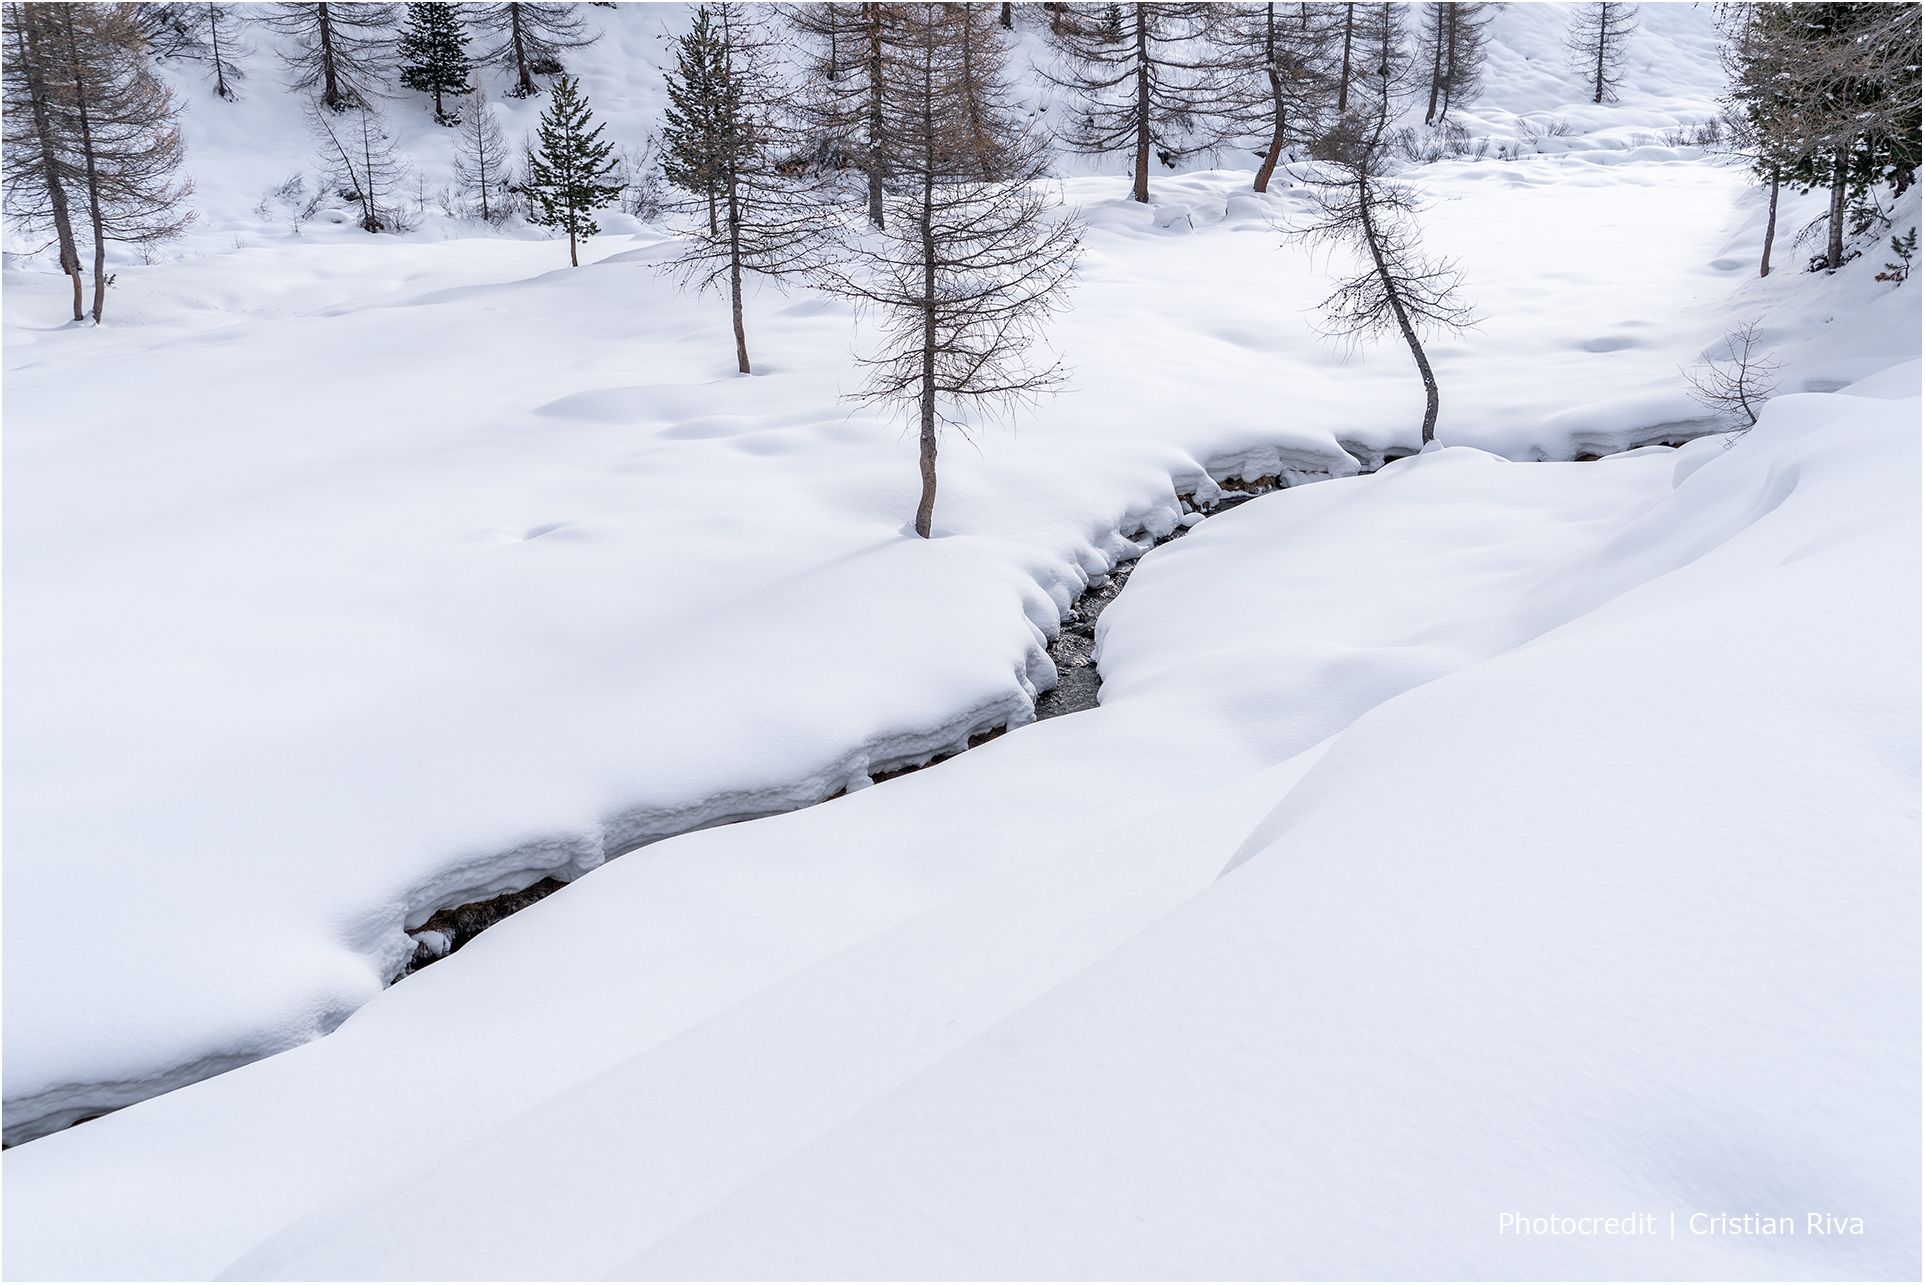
[5,377,1913,1281]
[7,0,1916,1159]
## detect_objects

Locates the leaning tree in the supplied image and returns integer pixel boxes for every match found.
[1294,111,1475,445]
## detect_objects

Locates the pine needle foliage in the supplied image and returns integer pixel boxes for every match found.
[398,1,471,124]
[660,6,825,374]
[522,73,620,265]
[1722,2,1922,270]
[662,5,730,234]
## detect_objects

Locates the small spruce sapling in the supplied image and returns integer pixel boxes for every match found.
[662,5,727,235]
[1876,226,1916,285]
[522,74,621,265]
[398,1,471,124]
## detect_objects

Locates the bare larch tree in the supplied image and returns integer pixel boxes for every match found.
[42,2,196,322]
[1683,321,1781,430]
[1222,2,1338,192]
[3,1,87,318]
[1043,1,1231,204]
[1350,2,1415,119]
[450,87,512,222]
[1295,112,1474,445]
[261,2,397,111]
[1564,2,1638,105]
[1335,1,1357,113]
[1421,2,1494,125]
[1724,2,1921,273]
[137,2,248,99]
[1716,2,1794,276]
[660,5,823,373]
[786,2,895,228]
[468,2,596,99]
[829,4,1083,538]
[307,97,410,232]
[949,2,1038,181]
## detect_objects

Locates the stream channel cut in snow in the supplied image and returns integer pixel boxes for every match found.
[2,2,1919,1279]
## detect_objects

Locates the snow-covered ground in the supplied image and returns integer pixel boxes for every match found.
[7,368,1918,1280]
[4,3,1918,1278]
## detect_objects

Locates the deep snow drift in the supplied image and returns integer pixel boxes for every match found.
[5,367,1916,1281]
[2,5,1918,1271]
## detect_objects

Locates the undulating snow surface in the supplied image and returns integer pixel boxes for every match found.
[7,370,1917,1280]
[4,3,1919,1278]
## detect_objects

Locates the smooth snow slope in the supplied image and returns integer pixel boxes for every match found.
[5,363,1915,1281]
[4,0,1915,1152]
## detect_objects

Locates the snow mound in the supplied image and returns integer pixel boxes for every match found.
[5,381,1914,1281]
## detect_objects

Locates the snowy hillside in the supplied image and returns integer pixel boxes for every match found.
[4,1,1919,1279]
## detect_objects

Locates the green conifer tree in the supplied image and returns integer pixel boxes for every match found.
[661,6,729,235]
[399,2,471,125]
[523,73,621,265]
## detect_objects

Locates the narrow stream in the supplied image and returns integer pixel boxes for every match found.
[400,491,1269,978]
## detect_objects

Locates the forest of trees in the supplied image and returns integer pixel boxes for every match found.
[2,2,1918,516]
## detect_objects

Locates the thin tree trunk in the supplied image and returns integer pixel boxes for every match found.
[16,9,85,319]
[209,3,228,99]
[915,93,938,537]
[1000,1,1012,29]
[911,41,938,539]
[1337,2,1353,113]
[1440,3,1457,120]
[1359,176,1439,443]
[1825,148,1848,269]
[1254,5,1285,192]
[707,189,717,234]
[60,9,109,323]
[510,3,533,96]
[357,113,382,230]
[1593,7,1606,104]
[1132,8,1150,203]
[865,2,885,228]
[961,8,992,178]
[1424,4,1443,124]
[317,1,343,108]
[727,162,748,373]
[569,227,577,266]
[1760,168,1778,277]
